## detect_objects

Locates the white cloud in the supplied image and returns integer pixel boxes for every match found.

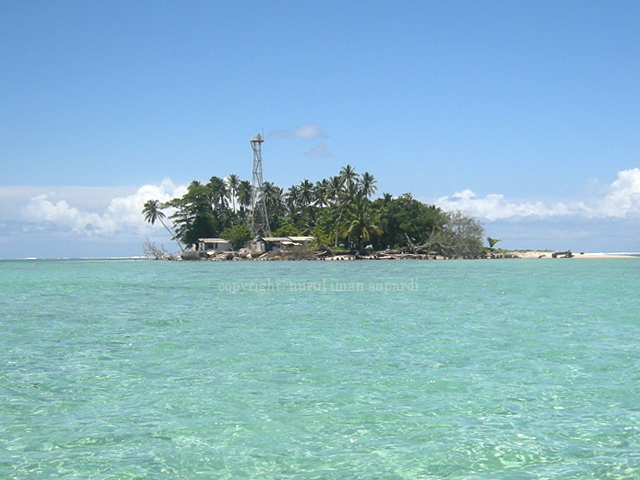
[435,189,592,221]
[269,123,328,140]
[24,195,108,233]
[0,185,137,219]
[20,178,187,237]
[435,168,640,221]
[304,143,333,157]
[293,123,327,139]
[599,168,640,218]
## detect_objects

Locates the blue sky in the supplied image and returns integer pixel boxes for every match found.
[1,1,639,258]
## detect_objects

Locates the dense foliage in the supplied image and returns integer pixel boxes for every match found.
[220,225,253,250]
[142,166,486,258]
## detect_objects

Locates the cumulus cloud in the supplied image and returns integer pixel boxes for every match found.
[269,123,328,140]
[0,185,137,220]
[436,168,640,221]
[24,196,108,233]
[304,143,333,157]
[435,190,592,221]
[20,178,187,236]
[599,168,640,218]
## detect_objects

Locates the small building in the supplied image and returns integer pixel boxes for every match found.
[197,238,232,253]
[261,237,297,252]
[287,236,316,247]
[250,235,316,256]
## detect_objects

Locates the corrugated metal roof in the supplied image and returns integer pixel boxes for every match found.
[198,238,230,243]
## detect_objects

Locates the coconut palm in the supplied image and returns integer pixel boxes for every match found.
[142,199,184,251]
[207,176,228,211]
[359,171,377,199]
[226,174,240,212]
[342,198,382,252]
[327,175,344,206]
[314,179,330,208]
[487,237,501,249]
[333,184,359,247]
[237,181,252,210]
[328,165,364,245]
[339,164,359,190]
[298,179,314,207]
[285,185,301,216]
[261,181,283,213]
[259,181,285,232]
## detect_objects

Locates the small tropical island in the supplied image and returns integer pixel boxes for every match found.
[142,164,573,261]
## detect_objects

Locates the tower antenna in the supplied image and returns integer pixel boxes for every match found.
[250,133,271,236]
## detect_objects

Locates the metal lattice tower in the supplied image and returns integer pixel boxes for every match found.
[250,133,271,236]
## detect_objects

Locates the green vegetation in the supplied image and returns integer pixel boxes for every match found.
[142,166,486,257]
[487,237,502,250]
[142,199,184,251]
[275,222,300,237]
[220,225,253,250]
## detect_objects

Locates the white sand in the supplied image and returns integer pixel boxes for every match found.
[511,251,637,259]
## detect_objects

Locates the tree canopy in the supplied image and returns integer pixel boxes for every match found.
[142,166,486,257]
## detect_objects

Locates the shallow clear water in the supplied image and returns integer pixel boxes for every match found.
[1,258,639,479]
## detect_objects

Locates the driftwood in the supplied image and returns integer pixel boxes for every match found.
[413,244,435,254]
[316,243,335,257]
[143,239,170,260]
[404,233,416,254]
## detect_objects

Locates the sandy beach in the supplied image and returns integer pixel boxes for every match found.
[514,251,638,259]
[571,252,639,259]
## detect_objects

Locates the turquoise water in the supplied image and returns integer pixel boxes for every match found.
[1,259,639,479]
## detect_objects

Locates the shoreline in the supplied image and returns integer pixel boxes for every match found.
[175,249,640,262]
[514,251,639,259]
[567,252,639,259]
[5,252,639,262]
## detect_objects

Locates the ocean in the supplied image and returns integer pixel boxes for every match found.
[1,258,639,479]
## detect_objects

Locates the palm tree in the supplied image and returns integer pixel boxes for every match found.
[360,172,377,199]
[261,181,282,212]
[314,179,330,208]
[226,174,240,212]
[142,199,184,251]
[339,164,359,190]
[328,175,344,206]
[298,179,314,207]
[342,198,382,252]
[207,176,228,211]
[237,180,253,220]
[285,185,301,216]
[333,167,361,246]
[487,237,501,250]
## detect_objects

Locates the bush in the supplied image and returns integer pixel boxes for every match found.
[220,225,253,250]
[275,222,300,237]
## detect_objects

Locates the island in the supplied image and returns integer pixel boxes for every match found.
[142,165,578,261]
